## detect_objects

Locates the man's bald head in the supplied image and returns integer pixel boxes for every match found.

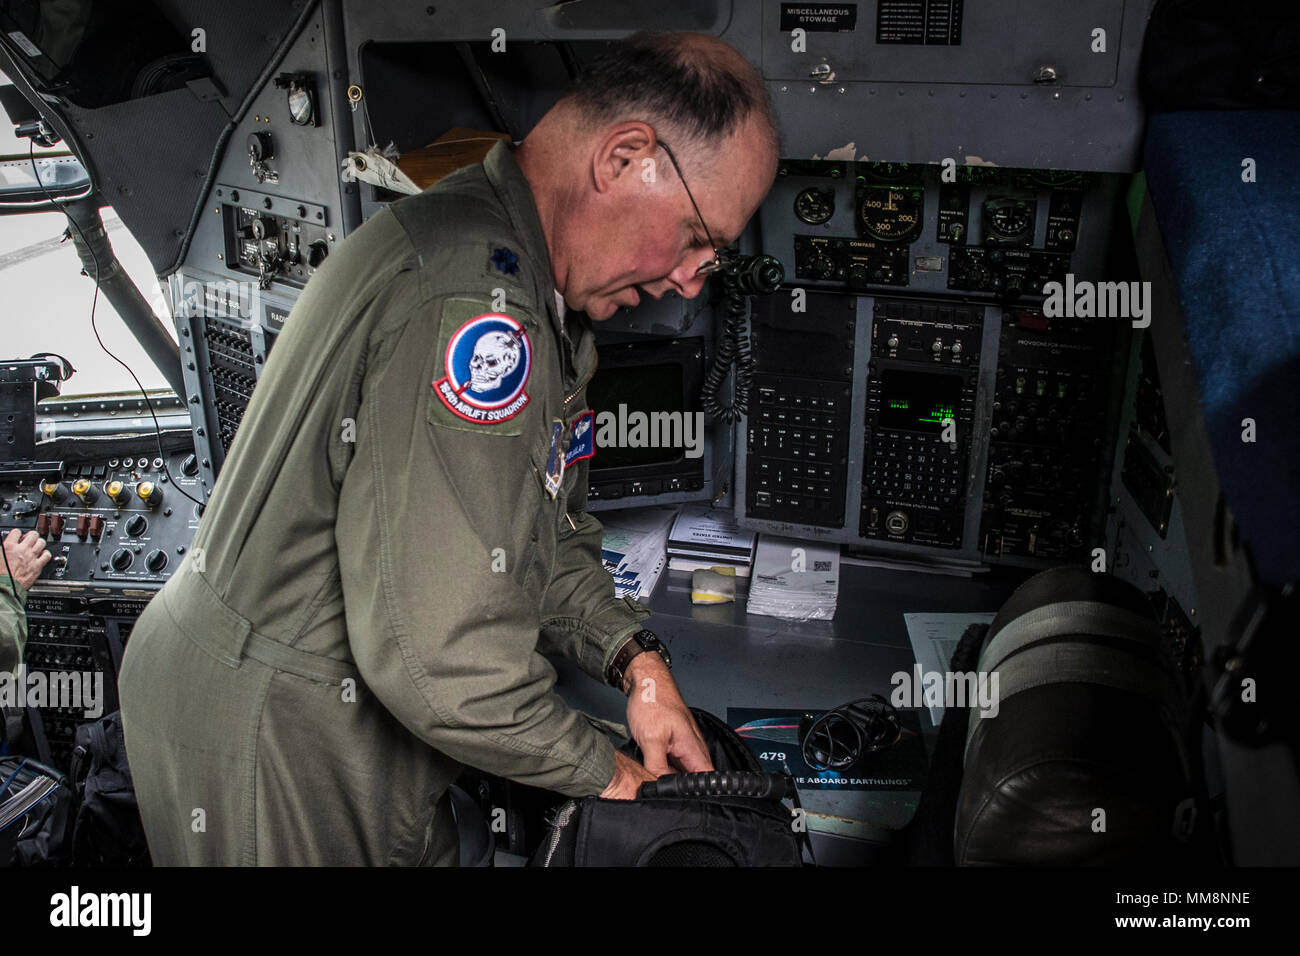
[557,32,780,163]
[517,32,780,320]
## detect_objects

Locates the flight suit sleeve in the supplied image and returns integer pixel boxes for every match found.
[336,293,618,798]
[0,575,27,676]
[538,504,652,687]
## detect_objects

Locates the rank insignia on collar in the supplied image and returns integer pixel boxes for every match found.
[490,247,520,275]
[432,312,532,423]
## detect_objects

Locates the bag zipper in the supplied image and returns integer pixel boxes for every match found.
[542,800,579,866]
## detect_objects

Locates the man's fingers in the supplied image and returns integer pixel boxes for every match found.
[639,737,672,777]
[3,528,20,546]
[21,529,41,546]
[672,735,715,773]
[36,549,52,567]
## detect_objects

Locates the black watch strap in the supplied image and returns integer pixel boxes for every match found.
[606,629,670,689]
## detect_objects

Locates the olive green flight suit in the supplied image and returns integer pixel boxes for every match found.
[0,575,27,675]
[118,140,649,865]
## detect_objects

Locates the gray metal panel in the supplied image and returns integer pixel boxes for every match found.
[762,0,1126,87]
[182,8,346,282]
[1105,330,1200,620]
[339,1,1153,173]
[342,0,731,42]
[765,0,1154,170]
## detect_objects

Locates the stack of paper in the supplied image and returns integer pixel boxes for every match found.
[598,506,679,602]
[666,503,757,576]
[745,534,841,621]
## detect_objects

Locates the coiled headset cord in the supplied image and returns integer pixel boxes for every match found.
[699,253,784,423]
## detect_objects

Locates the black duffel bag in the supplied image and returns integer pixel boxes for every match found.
[68,711,151,866]
[532,708,809,867]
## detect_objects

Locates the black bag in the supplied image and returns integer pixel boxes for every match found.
[532,708,809,866]
[0,756,73,866]
[68,711,151,866]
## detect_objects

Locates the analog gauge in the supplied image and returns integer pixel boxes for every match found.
[861,161,920,184]
[287,85,314,126]
[983,197,1034,244]
[856,187,924,243]
[1028,169,1083,188]
[794,186,835,225]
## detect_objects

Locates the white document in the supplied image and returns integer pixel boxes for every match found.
[903,611,997,726]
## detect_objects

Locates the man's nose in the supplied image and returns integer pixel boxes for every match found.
[665,260,710,300]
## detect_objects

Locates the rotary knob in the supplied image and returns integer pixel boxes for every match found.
[110,548,134,572]
[145,550,169,573]
[307,240,330,268]
[125,514,148,537]
[247,131,274,163]
[137,481,163,508]
[72,478,98,505]
[106,479,130,506]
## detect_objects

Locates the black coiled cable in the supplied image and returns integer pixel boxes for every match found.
[700,253,784,423]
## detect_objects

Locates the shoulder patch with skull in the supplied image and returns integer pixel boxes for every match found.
[433,312,532,423]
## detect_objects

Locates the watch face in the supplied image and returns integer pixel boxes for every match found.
[635,630,659,650]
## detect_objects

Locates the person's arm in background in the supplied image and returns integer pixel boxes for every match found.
[0,529,51,674]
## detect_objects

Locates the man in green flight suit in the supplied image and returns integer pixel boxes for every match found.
[118,31,779,865]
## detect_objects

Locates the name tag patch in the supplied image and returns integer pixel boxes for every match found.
[566,410,595,466]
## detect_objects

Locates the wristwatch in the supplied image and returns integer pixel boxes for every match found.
[606,629,671,691]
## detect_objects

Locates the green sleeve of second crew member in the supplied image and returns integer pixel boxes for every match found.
[336,291,618,798]
[0,575,28,676]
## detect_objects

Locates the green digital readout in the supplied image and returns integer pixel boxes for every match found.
[879,370,962,434]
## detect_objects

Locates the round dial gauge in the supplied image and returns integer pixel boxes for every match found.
[794,187,835,225]
[983,198,1034,242]
[861,161,919,184]
[857,187,923,243]
[1029,169,1083,188]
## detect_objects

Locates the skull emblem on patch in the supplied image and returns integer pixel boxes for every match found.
[468,331,522,392]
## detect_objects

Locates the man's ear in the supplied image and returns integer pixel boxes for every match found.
[592,122,657,194]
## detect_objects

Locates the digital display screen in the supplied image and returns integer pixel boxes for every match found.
[878,369,960,433]
[585,362,685,469]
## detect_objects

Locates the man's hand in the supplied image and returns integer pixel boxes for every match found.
[599,749,657,800]
[622,652,713,777]
[2,529,51,590]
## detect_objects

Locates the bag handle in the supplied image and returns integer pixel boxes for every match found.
[638,771,794,800]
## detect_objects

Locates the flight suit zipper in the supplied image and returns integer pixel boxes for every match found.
[563,360,596,408]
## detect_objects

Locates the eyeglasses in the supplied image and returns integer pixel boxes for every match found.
[658,140,723,278]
